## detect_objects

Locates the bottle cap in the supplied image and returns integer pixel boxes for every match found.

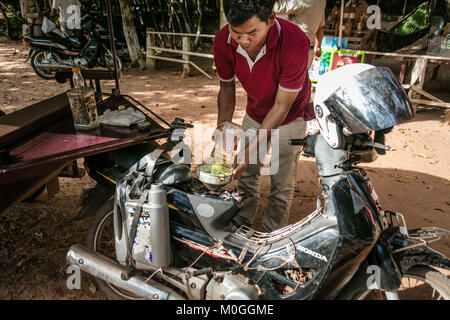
[72,67,81,72]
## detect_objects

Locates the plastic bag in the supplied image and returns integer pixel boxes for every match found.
[22,24,32,37]
[99,108,146,127]
[41,17,57,34]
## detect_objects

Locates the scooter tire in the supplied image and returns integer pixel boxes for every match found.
[99,48,122,72]
[85,198,145,300]
[30,49,61,80]
[353,265,450,300]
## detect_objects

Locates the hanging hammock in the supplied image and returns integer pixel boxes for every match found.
[376,1,432,52]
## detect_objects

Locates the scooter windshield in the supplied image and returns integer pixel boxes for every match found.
[323,67,414,133]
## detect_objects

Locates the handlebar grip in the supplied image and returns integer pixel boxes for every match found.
[288,139,305,146]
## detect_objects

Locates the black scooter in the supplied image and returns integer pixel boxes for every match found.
[66,66,450,300]
[23,14,122,80]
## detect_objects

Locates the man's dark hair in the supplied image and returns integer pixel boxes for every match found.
[223,0,275,27]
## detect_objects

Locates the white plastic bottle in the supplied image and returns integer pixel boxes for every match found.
[149,183,172,268]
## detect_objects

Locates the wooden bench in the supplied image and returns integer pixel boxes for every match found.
[0,93,71,151]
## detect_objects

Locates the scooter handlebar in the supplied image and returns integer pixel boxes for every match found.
[288,139,305,146]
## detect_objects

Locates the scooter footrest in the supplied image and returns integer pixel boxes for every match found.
[407,227,450,243]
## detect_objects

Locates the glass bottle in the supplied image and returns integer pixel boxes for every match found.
[344,17,353,37]
[350,0,358,26]
[210,121,242,165]
[72,68,84,88]
[344,0,351,20]
[67,67,99,131]
[329,3,339,30]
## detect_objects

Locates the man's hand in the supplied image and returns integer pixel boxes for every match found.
[232,145,249,181]
[232,163,248,181]
[314,45,322,60]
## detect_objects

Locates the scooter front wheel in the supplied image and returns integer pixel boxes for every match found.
[353,265,450,300]
[99,48,122,72]
[30,49,62,80]
[85,198,145,300]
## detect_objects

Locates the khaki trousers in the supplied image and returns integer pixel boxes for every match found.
[235,114,307,232]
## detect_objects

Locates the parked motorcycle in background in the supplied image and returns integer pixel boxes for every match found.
[66,64,450,300]
[22,14,123,80]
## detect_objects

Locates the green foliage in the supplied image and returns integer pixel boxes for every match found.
[0,0,22,39]
[0,0,221,41]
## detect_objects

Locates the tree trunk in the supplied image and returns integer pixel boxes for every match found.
[174,0,193,33]
[169,1,183,34]
[194,0,205,49]
[0,3,11,40]
[118,0,146,69]
[167,5,175,47]
[154,0,169,47]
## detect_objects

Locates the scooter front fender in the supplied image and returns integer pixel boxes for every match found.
[392,239,450,272]
[335,235,403,299]
[336,232,450,299]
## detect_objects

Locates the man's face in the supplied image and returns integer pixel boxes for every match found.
[229,14,275,53]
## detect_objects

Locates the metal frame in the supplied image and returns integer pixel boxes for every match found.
[106,0,120,92]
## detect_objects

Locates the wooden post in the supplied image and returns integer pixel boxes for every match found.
[182,36,191,77]
[146,28,156,69]
[399,58,407,84]
[409,57,428,112]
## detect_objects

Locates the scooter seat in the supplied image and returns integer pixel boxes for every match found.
[25,35,80,50]
[25,35,56,44]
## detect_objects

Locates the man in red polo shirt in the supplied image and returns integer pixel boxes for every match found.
[213,0,311,232]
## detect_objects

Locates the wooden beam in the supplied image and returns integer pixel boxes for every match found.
[410,86,444,103]
[409,99,450,109]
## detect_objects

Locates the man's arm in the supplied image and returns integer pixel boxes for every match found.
[259,89,298,133]
[314,25,324,59]
[217,80,236,127]
[233,88,298,179]
[315,4,326,59]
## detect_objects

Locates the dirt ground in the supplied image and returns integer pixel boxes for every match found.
[0,41,449,300]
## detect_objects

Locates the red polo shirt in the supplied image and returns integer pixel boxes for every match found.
[213,18,311,126]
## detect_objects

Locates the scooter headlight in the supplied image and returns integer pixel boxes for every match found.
[314,64,414,149]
